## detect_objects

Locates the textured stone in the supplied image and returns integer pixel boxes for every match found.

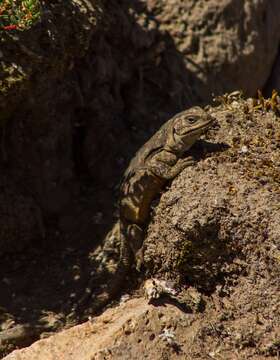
[145,0,280,101]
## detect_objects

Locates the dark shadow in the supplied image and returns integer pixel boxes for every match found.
[263,45,280,95]
[191,139,230,160]
[0,0,223,355]
[177,220,245,295]
[147,295,205,314]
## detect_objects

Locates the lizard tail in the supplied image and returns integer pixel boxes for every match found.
[76,263,128,317]
[75,221,130,317]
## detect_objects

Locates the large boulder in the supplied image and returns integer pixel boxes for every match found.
[144,0,280,102]
[143,96,280,357]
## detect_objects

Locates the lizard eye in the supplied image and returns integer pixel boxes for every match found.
[188,117,197,124]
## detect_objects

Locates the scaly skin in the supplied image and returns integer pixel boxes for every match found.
[119,106,214,270]
[78,106,214,314]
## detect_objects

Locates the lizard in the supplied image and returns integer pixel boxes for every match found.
[78,106,214,314]
[118,105,214,270]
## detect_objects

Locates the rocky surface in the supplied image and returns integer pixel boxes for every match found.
[145,97,280,282]
[6,291,278,360]
[0,0,103,254]
[143,97,280,358]
[3,98,280,359]
[0,0,99,122]
[1,0,280,358]
[3,298,196,360]
[265,48,280,94]
[1,0,280,251]
[0,177,44,253]
[144,0,280,102]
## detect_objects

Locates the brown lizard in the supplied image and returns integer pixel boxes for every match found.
[118,106,214,271]
[78,106,214,314]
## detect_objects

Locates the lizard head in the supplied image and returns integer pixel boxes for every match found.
[166,106,214,153]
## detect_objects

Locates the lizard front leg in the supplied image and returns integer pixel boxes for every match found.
[147,150,195,180]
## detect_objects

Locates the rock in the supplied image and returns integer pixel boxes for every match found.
[0,0,104,255]
[1,0,280,251]
[1,0,280,357]
[0,178,44,254]
[144,96,280,287]
[3,299,153,360]
[143,97,280,358]
[0,0,101,122]
[3,98,280,360]
[84,0,280,184]
[265,50,280,93]
[144,0,280,102]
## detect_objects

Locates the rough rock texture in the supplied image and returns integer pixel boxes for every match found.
[2,298,196,360]
[0,0,102,254]
[144,99,280,280]
[145,0,280,102]
[3,99,280,360]
[1,0,280,252]
[8,296,277,360]
[265,49,280,94]
[0,177,44,253]
[0,0,99,122]
[143,99,280,358]
[1,0,280,357]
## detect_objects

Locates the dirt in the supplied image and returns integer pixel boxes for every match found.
[4,95,279,360]
[143,98,280,358]
[0,0,280,358]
